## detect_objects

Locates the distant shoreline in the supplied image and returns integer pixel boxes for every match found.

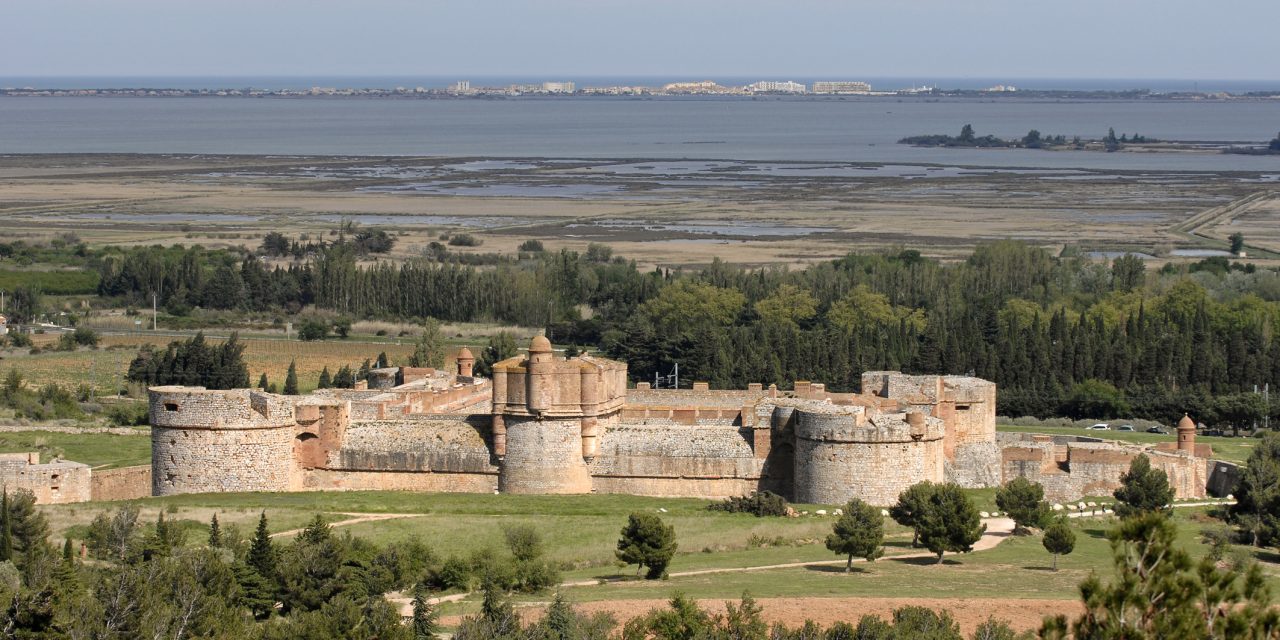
[4,87,1280,102]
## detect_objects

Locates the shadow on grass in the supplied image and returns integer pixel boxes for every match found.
[805,564,867,574]
[1252,549,1280,565]
[1083,527,1109,540]
[889,555,959,566]
[884,541,916,550]
[1022,565,1059,572]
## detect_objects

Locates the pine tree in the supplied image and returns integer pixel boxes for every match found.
[208,513,222,548]
[995,477,1051,534]
[283,360,299,395]
[317,366,332,390]
[248,511,276,579]
[1042,518,1076,571]
[1113,455,1174,518]
[917,483,985,563]
[411,585,439,639]
[615,512,677,579]
[376,352,389,369]
[826,499,885,572]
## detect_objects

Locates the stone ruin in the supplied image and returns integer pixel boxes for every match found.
[147,338,1222,506]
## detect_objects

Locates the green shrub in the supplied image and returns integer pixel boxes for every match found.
[709,491,790,517]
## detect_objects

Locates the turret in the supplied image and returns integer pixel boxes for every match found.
[456,347,475,378]
[527,335,554,415]
[1177,414,1196,454]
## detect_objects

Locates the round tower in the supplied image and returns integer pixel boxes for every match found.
[149,386,297,496]
[1177,413,1196,454]
[456,347,475,378]
[792,403,945,506]
[497,337,594,494]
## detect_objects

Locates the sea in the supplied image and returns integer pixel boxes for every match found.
[2,76,1279,171]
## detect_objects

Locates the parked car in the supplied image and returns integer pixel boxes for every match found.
[1117,425,1135,432]
[1146,426,1168,434]
[1087,423,1110,431]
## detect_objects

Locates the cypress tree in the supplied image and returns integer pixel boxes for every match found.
[283,360,298,395]
[0,490,10,562]
[257,372,269,390]
[317,366,332,390]
[208,513,222,548]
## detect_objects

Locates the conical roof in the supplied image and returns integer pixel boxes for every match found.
[1177,414,1195,431]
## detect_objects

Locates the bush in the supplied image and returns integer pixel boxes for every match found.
[105,402,149,426]
[518,239,544,252]
[447,234,483,247]
[708,491,789,517]
[296,318,329,342]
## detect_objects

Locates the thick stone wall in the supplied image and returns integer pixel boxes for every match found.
[589,425,763,498]
[499,417,593,493]
[0,454,91,504]
[792,405,945,506]
[332,418,496,474]
[1001,439,1209,503]
[945,442,1002,488]
[90,465,152,502]
[591,476,761,498]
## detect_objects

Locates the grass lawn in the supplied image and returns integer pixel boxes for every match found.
[0,429,150,468]
[997,424,1255,464]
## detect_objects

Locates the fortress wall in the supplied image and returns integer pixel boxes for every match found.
[153,424,295,495]
[792,407,945,506]
[1003,441,1208,503]
[589,425,763,493]
[945,442,1003,488]
[625,389,768,409]
[302,469,497,493]
[90,465,152,502]
[944,377,997,446]
[0,455,91,504]
[499,416,593,494]
[591,476,761,498]
[332,418,495,474]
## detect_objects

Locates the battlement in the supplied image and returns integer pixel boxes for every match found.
[148,386,296,429]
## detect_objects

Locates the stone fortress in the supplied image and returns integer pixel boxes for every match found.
[147,337,1226,506]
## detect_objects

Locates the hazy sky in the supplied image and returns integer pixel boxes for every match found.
[3,0,1278,79]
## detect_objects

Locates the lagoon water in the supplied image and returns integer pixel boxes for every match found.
[2,96,1279,171]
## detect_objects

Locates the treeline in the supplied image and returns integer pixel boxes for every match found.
[900,124,1154,150]
[83,239,1280,425]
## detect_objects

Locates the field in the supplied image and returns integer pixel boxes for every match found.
[0,429,149,468]
[3,333,422,395]
[997,423,1256,464]
[1,154,1276,270]
[33,490,1253,634]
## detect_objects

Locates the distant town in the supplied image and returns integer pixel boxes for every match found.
[4,79,1278,100]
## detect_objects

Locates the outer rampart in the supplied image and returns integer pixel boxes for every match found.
[90,465,152,501]
[792,404,945,506]
[0,454,91,504]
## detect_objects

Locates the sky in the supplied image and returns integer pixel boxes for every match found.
[2,0,1278,80]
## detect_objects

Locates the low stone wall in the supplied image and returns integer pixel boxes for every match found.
[90,465,152,502]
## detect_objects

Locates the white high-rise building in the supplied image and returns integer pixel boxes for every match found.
[451,80,471,93]
[812,81,872,94]
[542,81,576,94]
[747,80,807,94]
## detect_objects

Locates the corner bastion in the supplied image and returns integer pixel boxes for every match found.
[149,386,297,495]
[791,402,945,506]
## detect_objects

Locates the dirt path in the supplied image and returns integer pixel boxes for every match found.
[269,512,423,539]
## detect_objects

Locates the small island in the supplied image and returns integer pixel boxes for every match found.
[899,124,1152,152]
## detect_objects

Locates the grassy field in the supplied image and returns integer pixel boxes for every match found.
[997,423,1256,464]
[3,334,420,395]
[0,429,150,468]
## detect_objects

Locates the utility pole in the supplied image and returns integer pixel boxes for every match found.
[673,362,679,390]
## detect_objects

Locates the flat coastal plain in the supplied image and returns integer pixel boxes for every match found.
[2,153,1277,267]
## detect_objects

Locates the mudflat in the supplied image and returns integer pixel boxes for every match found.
[4,153,1275,268]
